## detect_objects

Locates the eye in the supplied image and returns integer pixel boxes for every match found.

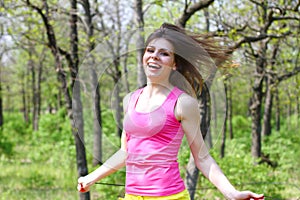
[161,52,170,56]
[146,48,154,53]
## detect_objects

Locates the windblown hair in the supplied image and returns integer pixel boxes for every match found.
[145,23,230,96]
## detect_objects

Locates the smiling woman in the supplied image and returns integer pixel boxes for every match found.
[77,23,264,200]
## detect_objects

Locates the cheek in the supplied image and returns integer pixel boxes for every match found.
[164,58,175,67]
[142,53,148,65]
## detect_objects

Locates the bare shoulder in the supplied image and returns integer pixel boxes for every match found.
[176,93,199,121]
[177,93,199,111]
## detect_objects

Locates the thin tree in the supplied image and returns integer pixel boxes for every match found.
[135,0,146,87]
[0,24,4,126]
[80,0,103,167]
[25,0,90,199]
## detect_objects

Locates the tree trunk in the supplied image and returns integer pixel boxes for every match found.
[29,49,39,131]
[220,79,228,158]
[92,78,102,166]
[274,86,280,131]
[0,34,3,126]
[81,0,103,166]
[297,88,299,129]
[72,81,90,200]
[31,45,44,131]
[287,91,292,126]
[135,0,146,87]
[262,75,273,136]
[250,42,266,158]
[113,73,123,137]
[22,63,29,123]
[70,1,90,199]
[0,63,3,127]
[228,78,233,139]
[250,79,263,158]
[35,48,43,130]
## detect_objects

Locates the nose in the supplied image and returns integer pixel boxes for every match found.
[150,51,159,60]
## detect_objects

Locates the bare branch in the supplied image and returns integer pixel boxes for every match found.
[176,0,215,28]
[278,66,300,82]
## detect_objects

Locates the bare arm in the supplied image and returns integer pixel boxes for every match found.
[77,133,127,192]
[77,93,131,192]
[176,94,264,200]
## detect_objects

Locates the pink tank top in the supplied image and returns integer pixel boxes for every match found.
[123,86,186,196]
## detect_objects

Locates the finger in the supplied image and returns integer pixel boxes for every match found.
[251,195,264,200]
[79,183,86,193]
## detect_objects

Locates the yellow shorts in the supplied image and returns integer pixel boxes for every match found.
[118,189,190,200]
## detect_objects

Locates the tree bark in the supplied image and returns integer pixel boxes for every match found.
[0,56,3,127]
[22,61,29,123]
[250,78,263,158]
[250,41,267,158]
[31,44,44,131]
[70,1,90,199]
[0,32,3,126]
[28,49,38,131]
[228,78,233,139]
[81,0,103,167]
[274,86,280,131]
[35,48,43,130]
[262,75,273,136]
[262,40,280,136]
[176,0,215,28]
[113,72,123,137]
[220,79,228,158]
[135,0,146,87]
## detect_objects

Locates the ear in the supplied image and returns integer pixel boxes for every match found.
[172,64,177,70]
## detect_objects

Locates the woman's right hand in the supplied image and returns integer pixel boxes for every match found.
[77,177,91,193]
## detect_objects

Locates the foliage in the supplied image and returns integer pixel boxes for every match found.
[192,115,300,199]
[0,131,14,157]
[0,110,77,200]
[0,113,31,158]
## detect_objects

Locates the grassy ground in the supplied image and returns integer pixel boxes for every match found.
[0,160,78,200]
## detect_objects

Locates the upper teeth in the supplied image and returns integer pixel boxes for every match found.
[148,64,160,69]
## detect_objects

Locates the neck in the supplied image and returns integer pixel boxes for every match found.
[144,81,174,96]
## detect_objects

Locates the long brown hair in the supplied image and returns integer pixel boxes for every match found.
[145,23,229,96]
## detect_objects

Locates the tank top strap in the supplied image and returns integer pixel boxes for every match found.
[127,88,143,112]
[170,87,184,99]
[162,87,184,116]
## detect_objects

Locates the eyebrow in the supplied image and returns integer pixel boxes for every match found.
[147,45,173,53]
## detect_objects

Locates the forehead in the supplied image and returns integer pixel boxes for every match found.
[147,38,174,52]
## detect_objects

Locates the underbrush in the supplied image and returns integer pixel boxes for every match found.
[0,112,299,199]
[193,115,300,200]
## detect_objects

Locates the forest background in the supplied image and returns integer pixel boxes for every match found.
[0,0,300,200]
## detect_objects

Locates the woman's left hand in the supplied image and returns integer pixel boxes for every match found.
[232,190,264,200]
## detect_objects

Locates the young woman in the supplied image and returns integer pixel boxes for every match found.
[77,23,264,200]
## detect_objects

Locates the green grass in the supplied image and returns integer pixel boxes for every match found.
[0,159,78,200]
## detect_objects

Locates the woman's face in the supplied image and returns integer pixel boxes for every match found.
[143,38,176,81]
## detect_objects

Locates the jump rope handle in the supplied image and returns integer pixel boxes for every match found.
[79,183,86,192]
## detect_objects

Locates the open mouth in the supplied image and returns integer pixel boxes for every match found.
[148,64,161,69]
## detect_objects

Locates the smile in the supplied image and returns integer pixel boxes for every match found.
[148,64,161,69]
